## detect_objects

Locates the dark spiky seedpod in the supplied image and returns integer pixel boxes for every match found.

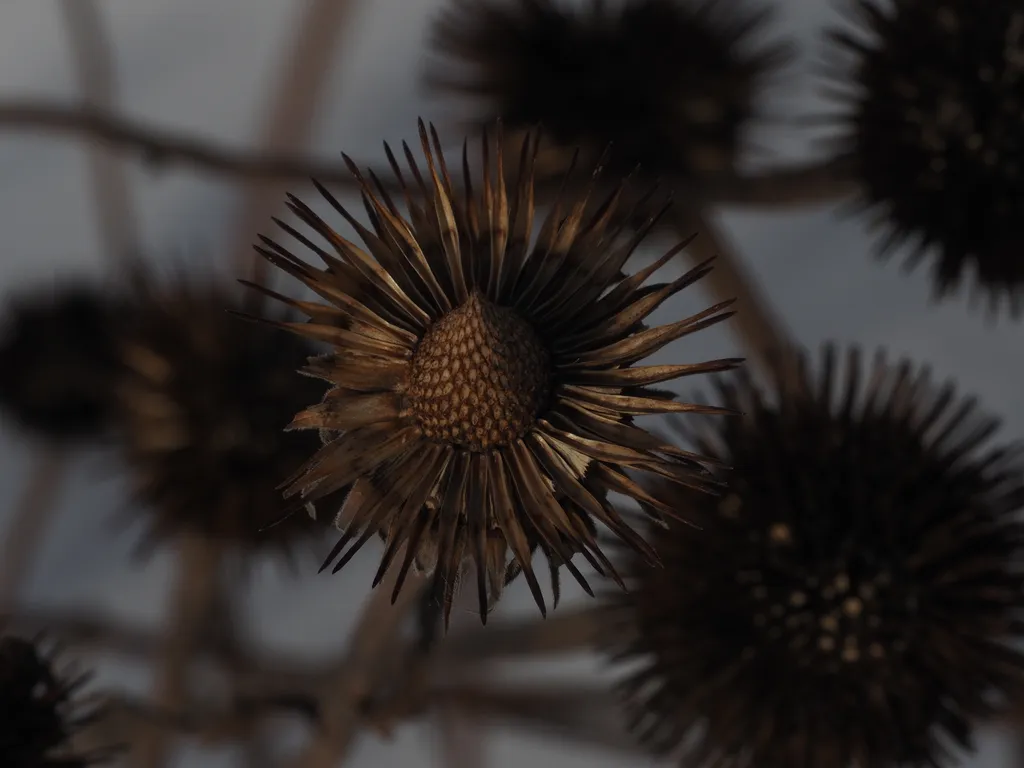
[426,0,791,180]
[825,0,1024,315]
[251,120,739,625]
[0,282,126,441]
[0,635,99,767]
[607,344,1024,768]
[115,274,328,555]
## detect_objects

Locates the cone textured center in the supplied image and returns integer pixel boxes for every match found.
[407,291,549,451]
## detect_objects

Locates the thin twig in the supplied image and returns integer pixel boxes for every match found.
[58,0,141,264]
[134,533,221,768]
[230,0,362,290]
[0,447,70,619]
[0,102,362,185]
[437,606,606,662]
[71,690,318,758]
[431,682,640,756]
[289,562,429,768]
[434,705,486,768]
[427,566,486,768]
[670,204,796,373]
[0,101,858,209]
[0,602,609,683]
[700,157,858,209]
[206,570,274,765]
[0,605,329,693]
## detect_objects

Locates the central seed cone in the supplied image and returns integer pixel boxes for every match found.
[407,291,550,451]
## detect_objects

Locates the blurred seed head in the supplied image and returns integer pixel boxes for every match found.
[607,344,1024,767]
[252,119,739,626]
[426,0,791,180]
[0,282,126,442]
[825,0,1024,316]
[115,273,329,558]
[0,635,101,767]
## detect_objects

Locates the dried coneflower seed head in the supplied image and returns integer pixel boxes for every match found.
[0,282,125,441]
[252,119,740,625]
[608,344,1024,768]
[407,291,550,450]
[116,274,329,557]
[0,636,99,767]
[426,0,791,180]
[824,0,1024,315]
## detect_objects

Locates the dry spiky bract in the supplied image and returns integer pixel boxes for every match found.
[826,0,1024,315]
[116,275,327,555]
[0,636,98,767]
[426,0,790,179]
[0,283,124,441]
[253,120,739,625]
[609,344,1024,768]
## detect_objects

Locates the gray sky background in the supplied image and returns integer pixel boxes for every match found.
[0,0,1019,766]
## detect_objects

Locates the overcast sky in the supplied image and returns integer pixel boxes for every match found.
[0,1,1019,766]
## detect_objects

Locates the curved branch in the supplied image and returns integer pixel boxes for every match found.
[134,534,221,768]
[58,0,142,262]
[0,448,70,617]
[0,101,859,209]
[0,101,364,186]
[699,158,858,209]
[670,205,797,374]
[288,560,429,768]
[438,606,606,661]
[229,0,363,291]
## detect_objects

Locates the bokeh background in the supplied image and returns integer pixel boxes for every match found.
[0,0,1019,765]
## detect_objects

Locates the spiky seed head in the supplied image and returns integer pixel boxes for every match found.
[252,119,740,626]
[0,636,100,767]
[0,282,125,441]
[607,344,1024,768]
[115,275,330,557]
[824,0,1024,315]
[426,0,791,180]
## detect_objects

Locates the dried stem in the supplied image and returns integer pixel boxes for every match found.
[133,533,221,768]
[437,606,606,662]
[431,682,640,756]
[289,562,428,768]
[0,447,70,619]
[58,0,141,263]
[0,604,330,694]
[670,204,796,373]
[0,101,858,210]
[230,0,362,291]
[205,572,271,764]
[428,566,486,768]
[434,705,486,768]
[0,101,363,185]
[0,602,609,687]
[700,157,858,209]
[72,690,318,758]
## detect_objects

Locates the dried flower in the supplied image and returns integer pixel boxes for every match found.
[825,0,1024,315]
[253,120,739,624]
[608,344,1024,768]
[426,0,790,179]
[0,635,98,767]
[0,282,125,441]
[116,274,328,556]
